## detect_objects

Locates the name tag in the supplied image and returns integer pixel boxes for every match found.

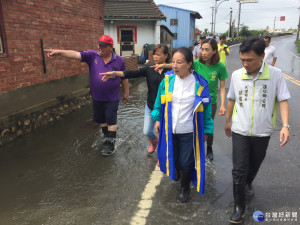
[203,98,209,103]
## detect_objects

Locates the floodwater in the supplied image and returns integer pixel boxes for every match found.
[0,77,232,225]
[0,78,158,225]
[1,36,299,225]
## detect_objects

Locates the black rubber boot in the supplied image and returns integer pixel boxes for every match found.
[101,126,108,137]
[175,163,180,181]
[245,172,256,198]
[229,183,246,224]
[206,146,214,161]
[245,183,254,197]
[101,126,109,146]
[176,171,192,203]
[102,131,116,156]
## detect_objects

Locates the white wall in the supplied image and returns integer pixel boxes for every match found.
[154,20,161,45]
[104,20,160,56]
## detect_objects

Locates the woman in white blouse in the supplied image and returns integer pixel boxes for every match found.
[151,47,214,203]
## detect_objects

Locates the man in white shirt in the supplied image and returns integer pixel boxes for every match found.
[263,36,277,66]
[192,35,206,60]
[225,37,290,224]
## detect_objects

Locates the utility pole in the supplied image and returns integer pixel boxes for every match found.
[236,0,258,38]
[228,7,232,38]
[237,1,241,38]
[297,7,300,41]
[213,0,229,35]
[211,7,214,34]
[273,16,277,33]
[214,0,217,35]
[232,20,235,38]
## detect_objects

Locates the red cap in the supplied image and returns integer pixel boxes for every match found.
[98,35,114,46]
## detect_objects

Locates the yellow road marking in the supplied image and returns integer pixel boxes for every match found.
[283,73,300,86]
[130,165,163,225]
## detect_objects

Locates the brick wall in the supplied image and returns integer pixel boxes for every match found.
[0,0,105,93]
[147,51,153,65]
[123,54,138,71]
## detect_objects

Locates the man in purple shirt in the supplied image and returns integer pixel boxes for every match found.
[45,35,129,156]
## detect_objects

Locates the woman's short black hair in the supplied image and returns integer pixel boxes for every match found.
[172,47,193,69]
[264,36,271,41]
[240,38,266,56]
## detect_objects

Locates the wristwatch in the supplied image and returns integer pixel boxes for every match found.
[283,124,290,130]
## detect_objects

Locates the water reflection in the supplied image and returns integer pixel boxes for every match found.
[0,77,233,225]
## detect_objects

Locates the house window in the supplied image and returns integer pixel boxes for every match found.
[117,26,137,44]
[0,1,7,57]
[170,19,178,26]
[173,33,177,40]
[121,30,134,42]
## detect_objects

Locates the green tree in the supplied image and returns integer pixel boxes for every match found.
[296,40,300,53]
[239,25,250,36]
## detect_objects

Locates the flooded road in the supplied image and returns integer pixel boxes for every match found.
[0,78,158,225]
[0,36,299,225]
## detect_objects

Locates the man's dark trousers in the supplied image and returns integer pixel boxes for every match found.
[232,132,270,185]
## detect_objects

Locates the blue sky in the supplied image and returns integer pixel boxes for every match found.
[154,0,299,34]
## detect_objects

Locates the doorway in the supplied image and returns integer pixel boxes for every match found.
[120,29,134,56]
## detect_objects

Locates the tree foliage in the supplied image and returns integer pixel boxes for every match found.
[221,26,268,39]
[239,25,250,36]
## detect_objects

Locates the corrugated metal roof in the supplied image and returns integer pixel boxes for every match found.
[104,1,166,20]
[157,4,202,19]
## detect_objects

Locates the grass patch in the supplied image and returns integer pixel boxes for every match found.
[296,40,300,53]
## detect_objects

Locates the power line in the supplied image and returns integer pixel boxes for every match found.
[218,6,297,11]
[157,0,213,4]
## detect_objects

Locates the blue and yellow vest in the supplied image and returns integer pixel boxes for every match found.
[151,70,214,194]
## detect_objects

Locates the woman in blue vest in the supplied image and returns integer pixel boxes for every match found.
[151,47,214,203]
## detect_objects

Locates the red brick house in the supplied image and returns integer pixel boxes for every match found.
[0,0,106,93]
[0,0,110,144]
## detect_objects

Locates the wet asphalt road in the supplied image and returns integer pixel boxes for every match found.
[0,35,299,225]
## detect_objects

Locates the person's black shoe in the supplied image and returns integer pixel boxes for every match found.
[245,183,254,197]
[176,170,192,203]
[230,205,245,224]
[206,146,214,161]
[176,186,190,203]
[101,142,115,155]
[102,131,116,156]
[229,183,246,224]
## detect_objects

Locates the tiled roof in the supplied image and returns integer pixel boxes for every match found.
[104,0,166,20]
